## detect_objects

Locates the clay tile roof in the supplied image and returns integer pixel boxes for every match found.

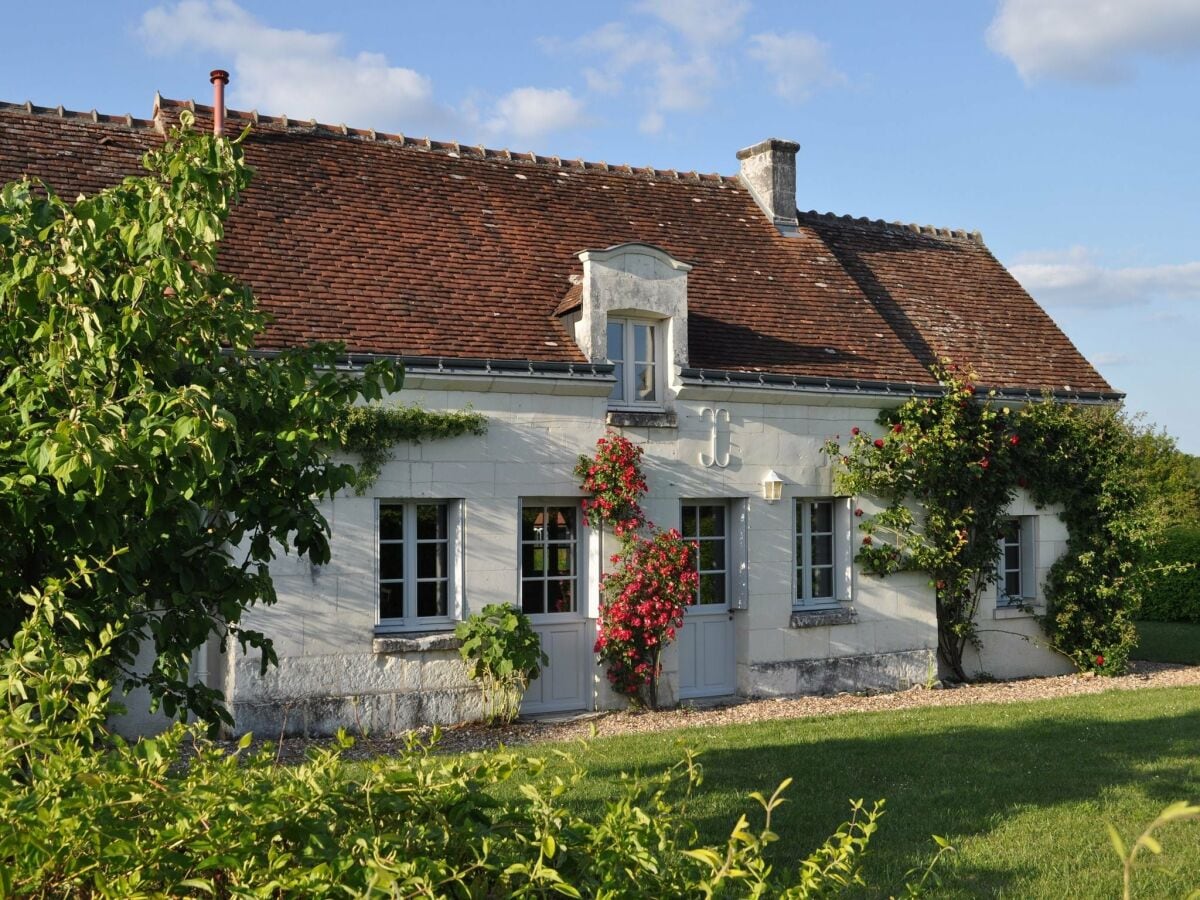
[0,96,1114,395]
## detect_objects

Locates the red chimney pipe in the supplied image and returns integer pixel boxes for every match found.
[209,69,229,136]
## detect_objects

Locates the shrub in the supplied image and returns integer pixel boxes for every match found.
[455,603,547,724]
[1137,526,1200,622]
[2,598,892,898]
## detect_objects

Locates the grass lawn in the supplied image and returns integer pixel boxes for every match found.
[1135,620,1200,665]
[491,687,1200,898]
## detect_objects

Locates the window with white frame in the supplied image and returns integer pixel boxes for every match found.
[682,502,729,607]
[520,502,578,616]
[378,501,458,628]
[795,499,839,608]
[607,317,660,406]
[997,516,1037,606]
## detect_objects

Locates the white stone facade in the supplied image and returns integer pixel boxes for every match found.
[207,369,1072,737]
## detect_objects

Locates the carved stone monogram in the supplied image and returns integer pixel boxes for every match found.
[699,407,731,468]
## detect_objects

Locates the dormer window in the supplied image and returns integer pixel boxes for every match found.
[607,317,660,406]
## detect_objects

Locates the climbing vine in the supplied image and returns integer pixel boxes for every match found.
[576,433,697,708]
[824,362,1162,680]
[335,405,487,492]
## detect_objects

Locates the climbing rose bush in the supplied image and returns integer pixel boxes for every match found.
[574,433,647,537]
[595,529,698,707]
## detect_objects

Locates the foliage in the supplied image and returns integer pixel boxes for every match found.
[825,362,1164,679]
[574,432,647,537]
[1136,526,1200,622]
[1,601,890,898]
[1132,620,1200,664]
[455,603,547,725]
[1132,431,1200,526]
[1017,399,1162,674]
[1107,801,1200,900]
[823,365,1025,680]
[336,404,487,493]
[0,111,401,725]
[596,529,698,708]
[577,432,698,708]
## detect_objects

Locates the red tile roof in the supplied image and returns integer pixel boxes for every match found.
[0,96,1114,394]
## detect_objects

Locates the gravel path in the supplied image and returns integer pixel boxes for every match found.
[245,661,1200,764]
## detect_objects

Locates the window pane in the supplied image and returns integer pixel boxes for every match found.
[811,567,833,599]
[698,505,724,537]
[1005,571,1022,598]
[522,543,545,576]
[548,543,574,577]
[607,321,626,362]
[379,543,404,581]
[634,324,654,362]
[379,505,404,541]
[610,362,625,403]
[379,583,404,620]
[635,363,656,402]
[546,507,575,541]
[1005,545,1020,569]
[416,503,446,540]
[698,540,723,572]
[810,502,833,533]
[416,580,447,618]
[521,506,544,541]
[681,506,697,538]
[699,573,726,605]
[417,541,446,579]
[521,579,544,615]
[812,534,833,566]
[547,579,575,613]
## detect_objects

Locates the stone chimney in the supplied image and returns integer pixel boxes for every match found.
[736,138,800,236]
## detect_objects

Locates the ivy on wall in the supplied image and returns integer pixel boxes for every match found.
[334,405,487,492]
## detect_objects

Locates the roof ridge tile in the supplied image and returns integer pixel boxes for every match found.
[799,208,984,244]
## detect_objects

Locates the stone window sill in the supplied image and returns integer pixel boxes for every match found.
[993,605,1043,620]
[373,632,462,654]
[790,607,856,629]
[606,409,677,428]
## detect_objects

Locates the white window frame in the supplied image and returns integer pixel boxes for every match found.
[681,501,730,611]
[606,315,664,409]
[375,500,463,633]
[794,498,846,610]
[519,500,581,619]
[997,515,1037,607]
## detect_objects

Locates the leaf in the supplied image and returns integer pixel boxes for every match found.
[1106,823,1127,861]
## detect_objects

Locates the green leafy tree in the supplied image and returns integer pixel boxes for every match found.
[0,112,400,724]
[826,363,1162,680]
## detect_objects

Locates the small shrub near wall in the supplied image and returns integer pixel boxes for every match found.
[1138,526,1200,622]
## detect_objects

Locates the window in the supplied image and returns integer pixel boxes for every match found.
[607,317,659,406]
[997,516,1036,606]
[682,503,729,607]
[520,503,578,615]
[796,499,838,608]
[378,501,457,628]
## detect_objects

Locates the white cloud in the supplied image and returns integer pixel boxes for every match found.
[1009,246,1200,308]
[634,0,750,47]
[485,87,586,142]
[747,31,846,101]
[140,0,438,129]
[987,0,1200,82]
[1089,351,1134,367]
[140,0,584,143]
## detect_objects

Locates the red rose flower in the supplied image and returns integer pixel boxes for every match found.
[851,426,861,435]
[979,458,990,469]
[1009,434,1019,446]
[854,508,864,517]
[1095,654,1105,667]
[862,536,873,546]
[892,423,904,433]
[874,439,885,449]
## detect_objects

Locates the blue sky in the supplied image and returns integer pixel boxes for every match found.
[4,1,1198,451]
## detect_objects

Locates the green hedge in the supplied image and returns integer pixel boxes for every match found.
[1139,526,1200,622]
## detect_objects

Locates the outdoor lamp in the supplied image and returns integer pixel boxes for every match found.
[762,470,784,503]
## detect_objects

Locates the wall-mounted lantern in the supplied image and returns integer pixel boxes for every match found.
[762,470,784,503]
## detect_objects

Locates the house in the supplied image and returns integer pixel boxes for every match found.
[0,81,1121,737]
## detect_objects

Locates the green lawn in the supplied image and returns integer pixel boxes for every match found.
[1135,620,1200,665]
[492,687,1200,898]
